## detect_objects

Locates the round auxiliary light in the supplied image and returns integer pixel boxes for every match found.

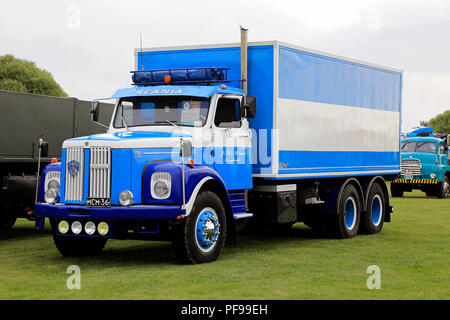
[430,173,436,179]
[71,221,83,235]
[84,221,96,235]
[154,180,170,197]
[58,220,69,234]
[44,188,58,204]
[97,222,109,236]
[119,190,134,206]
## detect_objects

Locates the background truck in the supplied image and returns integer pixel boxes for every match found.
[0,90,113,229]
[35,30,403,264]
[391,127,450,198]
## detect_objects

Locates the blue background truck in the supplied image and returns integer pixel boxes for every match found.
[391,127,450,198]
[34,32,403,264]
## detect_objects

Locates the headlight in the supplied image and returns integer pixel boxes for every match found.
[44,171,60,192]
[58,220,69,234]
[151,172,171,199]
[71,221,82,235]
[84,221,96,235]
[119,190,133,206]
[97,222,109,236]
[154,180,170,196]
[44,188,59,204]
[47,179,60,193]
[430,173,436,179]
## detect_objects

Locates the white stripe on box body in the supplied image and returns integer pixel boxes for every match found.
[277,98,400,152]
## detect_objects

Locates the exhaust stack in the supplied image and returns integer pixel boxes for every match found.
[240,26,248,94]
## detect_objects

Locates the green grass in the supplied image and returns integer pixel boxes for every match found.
[0,188,449,300]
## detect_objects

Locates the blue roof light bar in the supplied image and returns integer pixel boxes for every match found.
[131,67,231,86]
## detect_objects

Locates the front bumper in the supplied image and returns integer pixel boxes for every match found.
[392,178,439,185]
[35,203,182,220]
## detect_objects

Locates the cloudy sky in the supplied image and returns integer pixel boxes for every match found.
[1,0,449,131]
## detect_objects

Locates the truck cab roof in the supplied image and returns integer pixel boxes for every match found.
[111,85,245,99]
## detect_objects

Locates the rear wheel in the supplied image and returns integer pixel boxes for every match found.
[360,183,385,234]
[390,183,403,197]
[437,176,450,199]
[333,184,361,238]
[172,191,226,264]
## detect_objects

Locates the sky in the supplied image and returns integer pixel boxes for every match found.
[1,0,449,132]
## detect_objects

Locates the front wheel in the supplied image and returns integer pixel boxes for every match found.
[53,236,107,257]
[437,176,450,199]
[172,191,226,264]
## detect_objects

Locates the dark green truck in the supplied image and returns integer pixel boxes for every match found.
[0,90,113,229]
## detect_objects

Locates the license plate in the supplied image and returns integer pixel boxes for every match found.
[405,170,413,179]
[86,198,111,207]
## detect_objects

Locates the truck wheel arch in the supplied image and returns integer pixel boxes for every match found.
[363,176,389,219]
[185,177,236,247]
[335,178,365,215]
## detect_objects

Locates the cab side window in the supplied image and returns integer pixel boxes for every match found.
[214,98,241,128]
[439,144,445,155]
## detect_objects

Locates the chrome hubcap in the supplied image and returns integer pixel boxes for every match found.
[195,208,220,253]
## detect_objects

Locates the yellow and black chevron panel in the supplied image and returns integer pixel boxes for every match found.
[391,179,439,184]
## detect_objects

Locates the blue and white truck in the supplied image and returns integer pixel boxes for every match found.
[34,32,403,263]
[391,127,450,198]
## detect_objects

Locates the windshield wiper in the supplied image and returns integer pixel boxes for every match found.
[155,120,180,128]
[121,114,129,130]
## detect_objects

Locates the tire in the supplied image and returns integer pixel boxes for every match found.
[172,191,226,264]
[333,184,361,239]
[390,183,403,197]
[360,182,385,234]
[0,203,17,230]
[53,235,107,257]
[437,176,450,199]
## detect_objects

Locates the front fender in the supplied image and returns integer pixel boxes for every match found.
[38,162,61,202]
[142,162,229,214]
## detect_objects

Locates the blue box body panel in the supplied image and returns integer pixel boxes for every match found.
[137,41,403,180]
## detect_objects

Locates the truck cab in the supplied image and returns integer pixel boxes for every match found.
[391,127,450,198]
[35,68,256,264]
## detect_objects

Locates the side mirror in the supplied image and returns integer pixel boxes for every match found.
[40,139,49,158]
[91,100,100,122]
[243,96,256,119]
[180,140,192,158]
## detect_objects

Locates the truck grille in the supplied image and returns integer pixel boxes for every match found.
[89,147,111,199]
[65,147,84,201]
[400,159,422,176]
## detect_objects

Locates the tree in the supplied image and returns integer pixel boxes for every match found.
[429,110,450,135]
[0,54,67,97]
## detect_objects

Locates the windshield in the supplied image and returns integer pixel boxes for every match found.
[113,96,210,128]
[401,141,437,153]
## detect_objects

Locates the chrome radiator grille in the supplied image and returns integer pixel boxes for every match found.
[65,147,84,201]
[89,147,111,199]
[400,159,422,176]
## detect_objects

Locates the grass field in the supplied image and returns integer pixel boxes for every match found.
[0,188,448,300]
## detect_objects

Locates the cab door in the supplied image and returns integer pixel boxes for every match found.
[210,95,252,190]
